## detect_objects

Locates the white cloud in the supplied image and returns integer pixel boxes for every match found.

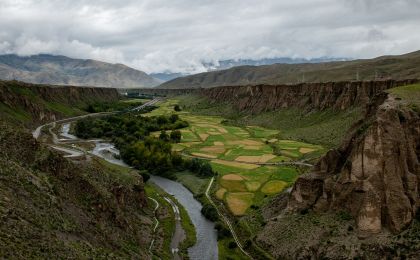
[0,0,419,73]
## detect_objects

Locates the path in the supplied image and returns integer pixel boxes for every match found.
[205,177,253,259]
[148,196,160,257]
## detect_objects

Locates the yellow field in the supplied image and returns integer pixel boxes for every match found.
[145,99,325,215]
[212,159,260,170]
[226,192,254,216]
[261,180,288,194]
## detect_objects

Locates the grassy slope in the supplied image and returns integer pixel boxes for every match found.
[159,50,420,88]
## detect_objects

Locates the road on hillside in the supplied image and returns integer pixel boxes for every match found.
[33,98,160,140]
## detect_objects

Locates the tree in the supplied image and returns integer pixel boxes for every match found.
[199,162,213,176]
[170,130,182,143]
[174,104,181,111]
[159,130,169,141]
[169,114,179,123]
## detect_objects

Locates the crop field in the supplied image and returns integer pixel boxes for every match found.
[146,99,325,216]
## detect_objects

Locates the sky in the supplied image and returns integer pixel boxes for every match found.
[0,0,420,74]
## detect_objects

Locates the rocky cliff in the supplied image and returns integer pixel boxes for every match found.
[287,91,420,234]
[199,79,418,113]
[0,80,120,124]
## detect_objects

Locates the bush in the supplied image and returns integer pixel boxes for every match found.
[228,241,237,249]
[170,130,182,143]
[139,170,150,182]
[174,104,181,111]
[201,204,218,221]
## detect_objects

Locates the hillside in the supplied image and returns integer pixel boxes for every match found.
[257,84,420,259]
[0,81,156,258]
[0,54,161,88]
[0,80,120,126]
[159,50,420,89]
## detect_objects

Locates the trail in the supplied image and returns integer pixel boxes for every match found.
[205,177,253,259]
[148,196,160,257]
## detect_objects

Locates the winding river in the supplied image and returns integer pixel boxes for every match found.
[150,175,218,260]
[60,122,219,259]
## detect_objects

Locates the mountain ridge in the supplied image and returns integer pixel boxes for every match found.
[0,54,161,88]
[158,50,420,89]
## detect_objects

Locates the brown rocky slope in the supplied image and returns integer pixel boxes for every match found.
[200,79,418,113]
[287,92,420,234]
[256,85,420,259]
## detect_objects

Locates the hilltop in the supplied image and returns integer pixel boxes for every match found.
[0,54,161,88]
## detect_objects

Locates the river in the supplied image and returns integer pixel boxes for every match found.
[60,122,219,259]
[150,175,218,260]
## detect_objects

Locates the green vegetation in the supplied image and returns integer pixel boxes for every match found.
[387,83,420,113]
[84,99,146,113]
[177,94,362,148]
[145,99,316,216]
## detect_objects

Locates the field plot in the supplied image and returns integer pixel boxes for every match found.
[145,99,325,216]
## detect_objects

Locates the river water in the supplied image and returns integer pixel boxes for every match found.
[61,122,218,259]
[150,175,218,260]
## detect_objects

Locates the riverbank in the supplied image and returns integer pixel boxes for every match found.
[35,117,214,259]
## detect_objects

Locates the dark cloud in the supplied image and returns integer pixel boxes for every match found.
[0,0,419,73]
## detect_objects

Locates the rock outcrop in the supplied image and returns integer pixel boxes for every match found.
[0,80,120,123]
[200,79,418,113]
[287,93,420,234]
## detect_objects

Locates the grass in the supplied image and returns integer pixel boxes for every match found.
[175,171,210,195]
[387,83,420,110]
[177,94,362,148]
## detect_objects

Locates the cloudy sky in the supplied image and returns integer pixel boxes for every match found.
[0,0,420,74]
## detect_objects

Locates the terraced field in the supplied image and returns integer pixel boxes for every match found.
[146,99,324,216]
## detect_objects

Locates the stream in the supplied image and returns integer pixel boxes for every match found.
[60,122,219,259]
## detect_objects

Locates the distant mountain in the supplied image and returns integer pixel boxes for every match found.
[150,72,186,82]
[153,57,346,82]
[210,57,348,70]
[158,50,420,89]
[0,54,161,88]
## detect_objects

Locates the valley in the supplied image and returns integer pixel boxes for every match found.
[0,79,419,259]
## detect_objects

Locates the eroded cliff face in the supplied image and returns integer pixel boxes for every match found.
[0,80,120,123]
[201,80,418,113]
[288,93,420,234]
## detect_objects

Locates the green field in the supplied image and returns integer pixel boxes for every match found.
[146,99,324,216]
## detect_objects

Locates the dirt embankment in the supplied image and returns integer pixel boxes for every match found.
[288,92,420,234]
[200,79,418,113]
[0,80,120,124]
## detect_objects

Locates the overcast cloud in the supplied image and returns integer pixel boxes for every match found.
[0,0,420,73]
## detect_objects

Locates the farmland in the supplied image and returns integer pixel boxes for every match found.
[146,99,324,216]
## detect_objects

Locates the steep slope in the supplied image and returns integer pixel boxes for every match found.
[0,81,156,258]
[256,84,420,259]
[0,54,160,88]
[0,80,119,125]
[159,50,420,89]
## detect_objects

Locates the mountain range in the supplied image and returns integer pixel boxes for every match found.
[158,50,420,89]
[0,54,161,88]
